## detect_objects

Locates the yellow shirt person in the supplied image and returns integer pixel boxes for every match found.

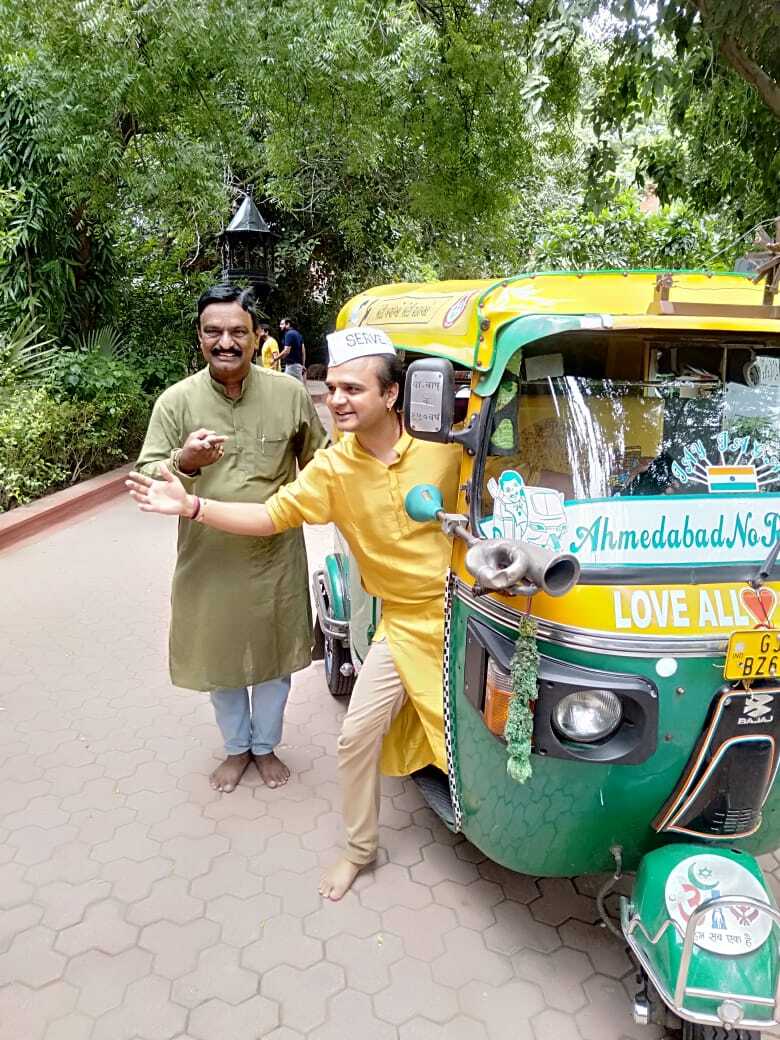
[260,333,280,369]
[266,429,460,775]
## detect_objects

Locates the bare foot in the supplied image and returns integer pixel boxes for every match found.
[254,751,290,789]
[318,857,364,901]
[209,751,251,793]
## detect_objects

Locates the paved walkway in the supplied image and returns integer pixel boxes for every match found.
[2,498,780,1040]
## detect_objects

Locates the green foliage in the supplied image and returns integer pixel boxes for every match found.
[506,614,539,784]
[0,350,150,511]
[0,316,56,395]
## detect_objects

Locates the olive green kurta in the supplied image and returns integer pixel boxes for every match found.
[136,365,328,691]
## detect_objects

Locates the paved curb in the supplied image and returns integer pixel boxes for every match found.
[0,463,133,553]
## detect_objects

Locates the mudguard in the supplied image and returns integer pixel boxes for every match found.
[622,843,780,1030]
[324,554,350,621]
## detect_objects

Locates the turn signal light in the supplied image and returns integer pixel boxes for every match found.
[483,659,513,737]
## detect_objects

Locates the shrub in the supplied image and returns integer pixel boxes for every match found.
[0,352,151,512]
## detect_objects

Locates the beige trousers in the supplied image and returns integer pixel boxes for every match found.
[338,639,406,865]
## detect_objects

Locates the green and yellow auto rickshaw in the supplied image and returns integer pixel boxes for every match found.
[312,267,780,1037]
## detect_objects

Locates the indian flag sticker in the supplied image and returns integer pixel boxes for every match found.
[706,465,759,494]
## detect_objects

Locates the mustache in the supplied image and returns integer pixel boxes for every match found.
[211,346,242,357]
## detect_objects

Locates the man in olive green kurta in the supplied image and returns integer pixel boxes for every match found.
[136,285,328,793]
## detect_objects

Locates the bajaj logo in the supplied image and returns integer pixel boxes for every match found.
[738,694,774,725]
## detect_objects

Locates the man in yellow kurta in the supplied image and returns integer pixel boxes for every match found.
[258,323,280,369]
[128,327,461,901]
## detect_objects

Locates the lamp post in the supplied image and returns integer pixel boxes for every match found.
[220,188,277,299]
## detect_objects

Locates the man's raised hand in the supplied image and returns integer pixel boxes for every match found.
[178,428,226,473]
[127,465,192,517]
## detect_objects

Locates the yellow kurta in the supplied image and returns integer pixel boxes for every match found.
[265,432,461,775]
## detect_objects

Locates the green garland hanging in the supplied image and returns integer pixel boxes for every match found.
[505,613,539,783]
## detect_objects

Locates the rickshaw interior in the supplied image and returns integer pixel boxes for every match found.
[478,331,780,543]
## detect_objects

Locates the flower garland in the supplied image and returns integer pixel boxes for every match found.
[505,613,539,783]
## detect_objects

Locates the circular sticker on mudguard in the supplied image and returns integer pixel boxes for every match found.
[665,855,772,955]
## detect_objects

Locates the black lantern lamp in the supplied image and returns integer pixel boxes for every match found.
[220,188,277,298]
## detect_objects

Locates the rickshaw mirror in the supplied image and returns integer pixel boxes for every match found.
[405,484,444,523]
[404,358,455,443]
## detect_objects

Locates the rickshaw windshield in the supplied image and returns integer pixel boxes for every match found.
[479,334,780,575]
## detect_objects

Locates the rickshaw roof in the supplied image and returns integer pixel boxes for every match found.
[335,270,780,393]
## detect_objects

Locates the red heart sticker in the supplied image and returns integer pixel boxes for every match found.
[740,586,778,627]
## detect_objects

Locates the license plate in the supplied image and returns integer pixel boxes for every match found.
[724,629,780,680]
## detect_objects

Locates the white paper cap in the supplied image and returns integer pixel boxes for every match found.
[326,326,396,368]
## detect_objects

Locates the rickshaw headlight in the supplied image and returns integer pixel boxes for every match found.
[552,689,622,743]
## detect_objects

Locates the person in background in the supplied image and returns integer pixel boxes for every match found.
[135,285,328,794]
[279,316,306,381]
[127,327,462,901]
[258,323,280,369]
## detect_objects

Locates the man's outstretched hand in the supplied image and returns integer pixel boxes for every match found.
[127,465,192,517]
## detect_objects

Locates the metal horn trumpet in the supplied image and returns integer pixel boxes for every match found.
[464,539,580,597]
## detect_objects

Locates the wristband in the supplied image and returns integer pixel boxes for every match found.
[189,495,202,521]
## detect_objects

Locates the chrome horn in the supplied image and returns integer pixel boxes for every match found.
[464,539,580,597]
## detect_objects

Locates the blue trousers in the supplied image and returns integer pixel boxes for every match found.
[210,675,291,757]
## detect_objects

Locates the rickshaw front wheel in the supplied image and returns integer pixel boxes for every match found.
[323,627,354,698]
[681,1022,759,1040]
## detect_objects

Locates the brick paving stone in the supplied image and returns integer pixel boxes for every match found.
[476,861,541,904]
[192,851,266,899]
[0,862,34,909]
[529,878,600,927]
[400,1016,490,1040]
[324,932,404,993]
[558,919,632,979]
[265,867,324,916]
[71,806,136,844]
[139,918,221,979]
[459,979,546,1040]
[205,891,281,946]
[101,855,174,902]
[432,878,503,930]
[431,926,513,988]
[379,823,434,867]
[304,895,382,941]
[309,989,397,1040]
[374,959,459,1025]
[44,1013,95,1040]
[60,777,125,814]
[171,943,259,1009]
[256,1030,305,1040]
[261,962,345,1033]
[1,779,52,816]
[360,862,433,912]
[250,832,320,877]
[24,840,101,886]
[65,946,153,1016]
[55,899,139,957]
[215,814,283,856]
[9,824,78,866]
[188,994,280,1039]
[160,834,229,879]
[378,795,414,831]
[150,803,216,840]
[242,914,324,974]
[411,843,481,886]
[0,903,43,953]
[575,974,663,1040]
[512,947,593,1013]
[36,878,111,930]
[484,900,561,956]
[40,763,104,798]
[380,903,456,962]
[127,876,205,926]
[0,925,67,987]
[531,1007,584,1040]
[411,806,461,846]
[300,811,344,853]
[4,794,70,831]
[91,974,187,1040]
[267,795,331,835]
[202,786,265,821]
[92,820,161,864]
[0,981,78,1040]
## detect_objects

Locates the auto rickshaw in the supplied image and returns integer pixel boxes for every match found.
[312,265,780,1037]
